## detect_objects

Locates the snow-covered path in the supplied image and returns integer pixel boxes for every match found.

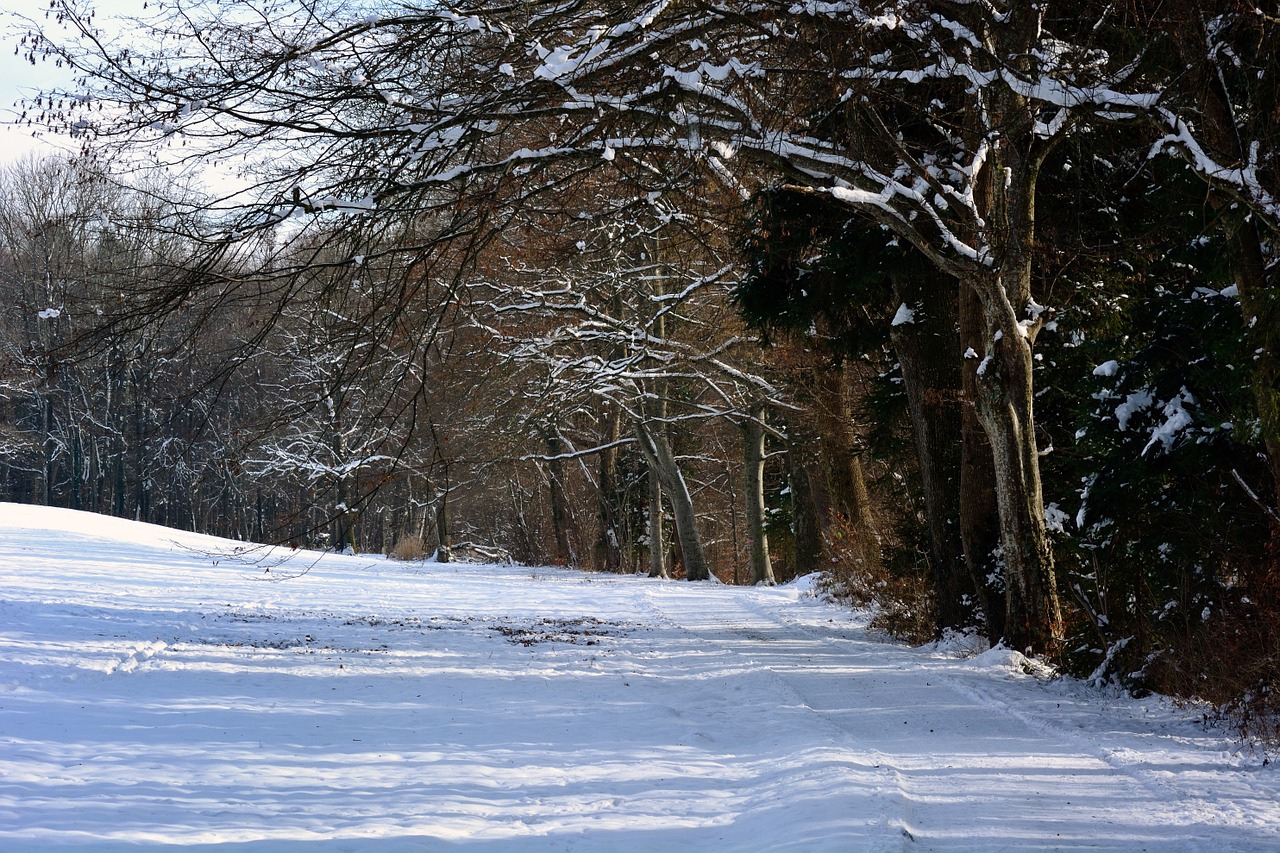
[1,504,1276,851]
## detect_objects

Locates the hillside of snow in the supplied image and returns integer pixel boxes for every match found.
[1,503,1277,851]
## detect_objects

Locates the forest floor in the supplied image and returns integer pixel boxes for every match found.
[2,502,1278,852]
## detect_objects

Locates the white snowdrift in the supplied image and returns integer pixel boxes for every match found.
[1,503,1276,851]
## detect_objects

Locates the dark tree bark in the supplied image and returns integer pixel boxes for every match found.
[332,480,355,553]
[888,272,970,630]
[959,283,1007,639]
[594,403,624,572]
[41,390,54,508]
[786,416,824,578]
[542,423,577,566]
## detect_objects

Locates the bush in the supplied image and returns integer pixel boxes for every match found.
[1038,265,1278,747]
[389,534,428,562]
[1150,535,1280,749]
[820,512,936,645]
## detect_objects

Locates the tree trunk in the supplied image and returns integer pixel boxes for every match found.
[963,56,1064,654]
[333,474,356,553]
[70,420,82,512]
[970,271,1065,653]
[542,424,577,566]
[742,406,775,585]
[435,493,452,563]
[255,487,265,543]
[133,371,151,523]
[635,418,710,581]
[594,403,624,572]
[813,366,881,573]
[113,438,125,518]
[959,281,1006,638]
[41,391,54,507]
[646,463,667,578]
[889,273,970,631]
[786,417,823,578]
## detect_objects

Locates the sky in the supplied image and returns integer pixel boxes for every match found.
[0,0,142,164]
[0,0,254,203]
[1,2,73,163]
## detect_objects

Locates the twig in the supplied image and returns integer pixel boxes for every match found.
[1231,469,1280,524]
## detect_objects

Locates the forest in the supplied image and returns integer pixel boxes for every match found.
[2,0,1277,736]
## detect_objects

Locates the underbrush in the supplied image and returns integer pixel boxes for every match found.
[819,513,936,645]
[1153,584,1280,750]
[1067,534,1280,752]
[389,534,428,561]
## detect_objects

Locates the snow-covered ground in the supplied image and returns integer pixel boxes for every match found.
[2,503,1277,852]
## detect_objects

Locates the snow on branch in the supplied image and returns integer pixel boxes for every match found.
[520,436,636,463]
[1150,110,1280,228]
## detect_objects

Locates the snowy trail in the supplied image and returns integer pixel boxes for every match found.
[639,583,1272,851]
[1,504,1277,852]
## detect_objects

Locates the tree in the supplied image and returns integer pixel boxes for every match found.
[656,1,1159,650]
[1148,1,1280,515]
[737,191,986,631]
[740,402,774,585]
[473,190,785,580]
[0,155,209,523]
[24,1,1179,650]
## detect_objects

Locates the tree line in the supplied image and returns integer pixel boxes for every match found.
[5,0,1277,732]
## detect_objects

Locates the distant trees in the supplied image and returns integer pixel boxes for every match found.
[470,187,785,582]
[0,156,208,523]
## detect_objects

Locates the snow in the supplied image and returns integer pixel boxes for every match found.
[890,302,916,326]
[1115,388,1154,431]
[534,45,584,81]
[1093,359,1120,377]
[1044,502,1070,533]
[2,503,1277,851]
[1151,110,1280,224]
[1142,386,1197,456]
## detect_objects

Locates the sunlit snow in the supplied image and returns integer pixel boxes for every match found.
[1,504,1276,851]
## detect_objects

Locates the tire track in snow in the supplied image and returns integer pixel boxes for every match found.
[738,588,1277,845]
[936,669,1275,841]
[639,582,1246,852]
[636,584,920,852]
